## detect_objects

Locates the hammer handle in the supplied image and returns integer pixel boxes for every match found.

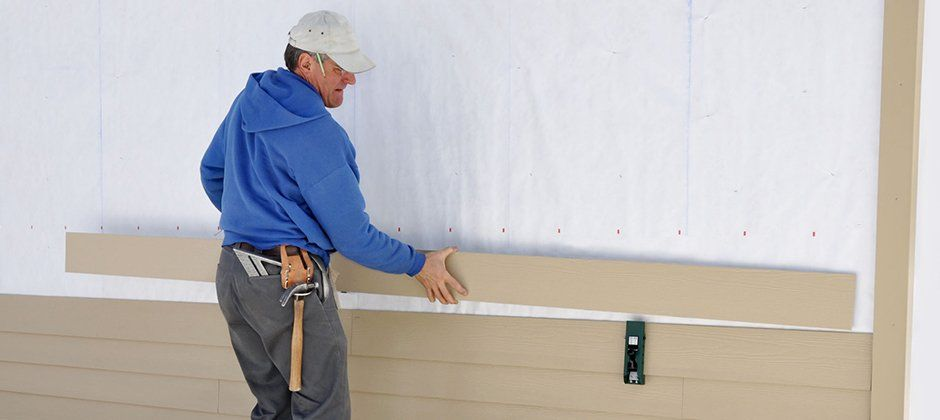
[288,297,304,392]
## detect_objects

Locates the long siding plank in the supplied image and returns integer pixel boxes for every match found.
[0,294,231,347]
[0,361,220,413]
[350,310,871,390]
[0,294,352,349]
[335,252,855,329]
[682,378,870,420]
[350,392,678,420]
[65,233,856,329]
[347,356,684,418]
[651,323,870,391]
[65,232,222,282]
[0,331,244,382]
[0,390,243,420]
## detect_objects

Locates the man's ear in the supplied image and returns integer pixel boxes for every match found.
[297,52,313,73]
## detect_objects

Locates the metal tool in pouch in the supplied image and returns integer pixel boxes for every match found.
[232,246,330,304]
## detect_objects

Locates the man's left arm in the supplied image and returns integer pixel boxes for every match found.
[200,123,226,212]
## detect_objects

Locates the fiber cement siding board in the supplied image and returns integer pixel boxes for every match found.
[0,361,220,413]
[347,355,684,418]
[682,378,870,420]
[0,293,231,347]
[65,232,221,282]
[651,323,870,391]
[223,383,681,420]
[335,252,855,329]
[0,390,244,420]
[0,295,871,418]
[0,331,244,382]
[350,392,679,420]
[64,233,856,329]
[0,294,352,350]
[350,310,871,391]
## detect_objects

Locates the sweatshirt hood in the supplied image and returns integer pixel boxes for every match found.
[239,67,330,133]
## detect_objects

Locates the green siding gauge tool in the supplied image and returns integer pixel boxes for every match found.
[624,321,646,385]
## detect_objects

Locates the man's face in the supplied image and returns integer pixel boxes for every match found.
[297,53,356,108]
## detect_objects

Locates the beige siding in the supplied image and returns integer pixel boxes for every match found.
[0,390,243,420]
[0,294,871,418]
[0,293,231,347]
[65,232,856,329]
[0,331,243,381]
[334,250,856,329]
[0,361,220,413]
[350,392,676,420]
[224,385,676,420]
[349,356,684,418]
[683,379,870,420]
[350,310,871,390]
[65,233,222,283]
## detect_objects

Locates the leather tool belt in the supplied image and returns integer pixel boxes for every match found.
[279,244,317,289]
[232,242,330,303]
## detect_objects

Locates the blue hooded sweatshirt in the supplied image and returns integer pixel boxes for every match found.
[199,67,426,276]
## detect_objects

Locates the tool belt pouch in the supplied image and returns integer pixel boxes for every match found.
[278,245,315,289]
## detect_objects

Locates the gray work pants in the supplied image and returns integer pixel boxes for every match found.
[215,245,350,419]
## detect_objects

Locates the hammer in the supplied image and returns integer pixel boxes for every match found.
[279,282,320,391]
[277,245,328,393]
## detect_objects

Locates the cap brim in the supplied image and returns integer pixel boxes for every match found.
[330,50,375,74]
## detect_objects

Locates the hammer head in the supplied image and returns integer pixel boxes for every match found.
[278,282,320,307]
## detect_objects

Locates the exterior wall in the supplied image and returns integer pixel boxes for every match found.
[0,294,870,419]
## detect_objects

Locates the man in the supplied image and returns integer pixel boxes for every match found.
[200,10,468,419]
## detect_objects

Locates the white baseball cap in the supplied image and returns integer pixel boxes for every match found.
[288,10,375,74]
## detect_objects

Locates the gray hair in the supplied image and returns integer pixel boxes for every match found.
[284,43,331,72]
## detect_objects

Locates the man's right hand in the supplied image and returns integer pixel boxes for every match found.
[413,246,468,304]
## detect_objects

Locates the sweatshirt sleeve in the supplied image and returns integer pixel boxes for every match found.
[298,164,426,276]
[200,122,226,212]
[283,127,426,276]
